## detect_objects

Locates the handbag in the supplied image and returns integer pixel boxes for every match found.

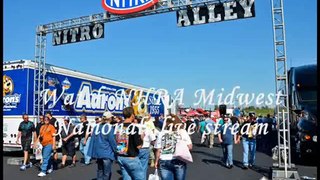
[35,142,43,160]
[173,140,193,163]
[148,169,160,180]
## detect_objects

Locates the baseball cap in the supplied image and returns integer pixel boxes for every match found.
[102,111,114,119]
[63,116,70,121]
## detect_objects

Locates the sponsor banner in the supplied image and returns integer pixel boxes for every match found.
[40,70,165,117]
[176,0,255,27]
[3,68,165,117]
[3,70,28,115]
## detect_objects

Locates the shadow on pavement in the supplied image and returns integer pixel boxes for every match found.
[291,154,317,167]
[3,151,24,157]
[192,150,222,160]
[202,159,224,167]
[202,157,271,178]
[250,165,271,178]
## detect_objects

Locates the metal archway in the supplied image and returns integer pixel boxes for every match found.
[33,0,298,178]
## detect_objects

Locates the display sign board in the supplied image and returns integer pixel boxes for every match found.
[52,23,104,46]
[176,0,255,27]
[102,0,159,14]
[3,67,165,117]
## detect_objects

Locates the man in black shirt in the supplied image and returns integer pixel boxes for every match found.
[16,114,36,171]
[35,115,45,139]
[34,115,45,166]
[59,116,77,168]
[79,114,91,165]
[116,107,144,180]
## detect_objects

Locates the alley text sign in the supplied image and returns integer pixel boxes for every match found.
[176,0,255,27]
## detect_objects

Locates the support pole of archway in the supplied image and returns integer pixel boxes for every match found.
[270,0,300,179]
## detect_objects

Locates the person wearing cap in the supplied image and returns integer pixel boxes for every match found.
[218,115,238,169]
[59,116,77,169]
[87,111,117,180]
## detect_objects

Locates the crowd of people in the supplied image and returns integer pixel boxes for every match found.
[185,113,277,169]
[16,108,277,179]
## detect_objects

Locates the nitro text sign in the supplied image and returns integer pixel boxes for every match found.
[176,0,255,27]
[52,23,104,46]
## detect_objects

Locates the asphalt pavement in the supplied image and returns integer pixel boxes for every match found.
[3,133,317,180]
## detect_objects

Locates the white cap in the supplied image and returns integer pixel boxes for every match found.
[63,116,70,121]
[102,111,114,119]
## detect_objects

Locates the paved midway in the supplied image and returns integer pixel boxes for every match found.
[3,134,317,180]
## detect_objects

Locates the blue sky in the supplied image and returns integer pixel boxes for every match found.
[4,0,317,108]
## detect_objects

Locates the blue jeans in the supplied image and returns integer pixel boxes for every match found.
[97,158,113,180]
[138,148,150,177]
[221,144,233,166]
[41,144,53,173]
[80,137,91,164]
[117,156,144,180]
[159,159,187,180]
[242,138,256,166]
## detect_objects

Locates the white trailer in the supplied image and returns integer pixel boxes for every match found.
[3,60,169,151]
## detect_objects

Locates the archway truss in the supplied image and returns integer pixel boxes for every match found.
[33,0,296,178]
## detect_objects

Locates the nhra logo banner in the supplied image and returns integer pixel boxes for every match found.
[102,0,159,15]
[176,0,255,27]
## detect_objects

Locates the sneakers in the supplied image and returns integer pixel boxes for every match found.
[47,168,53,174]
[26,162,33,168]
[242,165,249,170]
[69,163,76,168]
[20,165,26,171]
[249,164,253,168]
[81,163,91,167]
[58,164,66,169]
[37,172,46,177]
[225,164,233,169]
